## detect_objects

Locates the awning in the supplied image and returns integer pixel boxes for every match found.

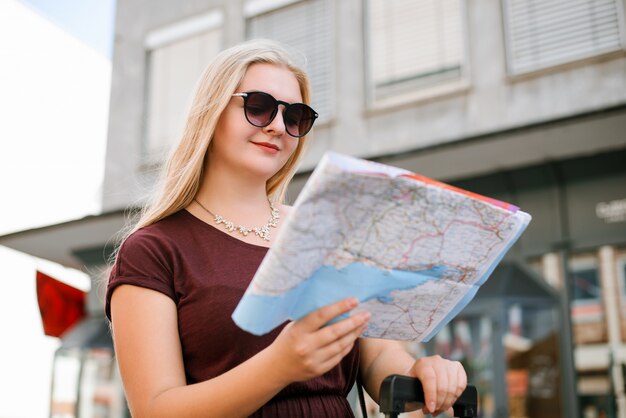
[0,209,129,270]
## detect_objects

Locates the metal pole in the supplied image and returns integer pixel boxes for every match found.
[600,245,626,418]
[557,247,581,418]
[552,162,580,418]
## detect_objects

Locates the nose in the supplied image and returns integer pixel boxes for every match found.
[262,105,286,137]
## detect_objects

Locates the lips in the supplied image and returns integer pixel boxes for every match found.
[251,141,280,151]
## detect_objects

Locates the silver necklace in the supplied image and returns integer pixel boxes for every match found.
[193,199,279,242]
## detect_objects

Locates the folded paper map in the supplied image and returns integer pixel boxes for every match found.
[232,152,531,341]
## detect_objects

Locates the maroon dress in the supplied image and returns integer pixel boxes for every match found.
[106,209,360,417]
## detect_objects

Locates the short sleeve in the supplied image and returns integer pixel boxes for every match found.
[105,228,178,321]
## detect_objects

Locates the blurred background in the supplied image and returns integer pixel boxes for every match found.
[0,0,625,417]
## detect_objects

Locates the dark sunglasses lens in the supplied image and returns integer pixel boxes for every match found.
[244,92,276,127]
[284,104,316,137]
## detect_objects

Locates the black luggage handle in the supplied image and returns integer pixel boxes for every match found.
[379,374,478,418]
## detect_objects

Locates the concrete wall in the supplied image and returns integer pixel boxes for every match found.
[102,0,626,211]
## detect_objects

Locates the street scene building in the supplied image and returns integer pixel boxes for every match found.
[1,0,625,417]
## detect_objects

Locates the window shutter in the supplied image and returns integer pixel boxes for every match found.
[247,0,334,121]
[367,0,465,101]
[503,0,626,74]
[146,29,222,161]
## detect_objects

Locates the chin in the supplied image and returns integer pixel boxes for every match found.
[243,160,286,181]
[251,153,292,174]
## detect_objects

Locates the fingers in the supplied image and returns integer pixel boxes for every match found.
[316,329,362,372]
[315,311,370,347]
[303,309,369,372]
[439,360,457,413]
[413,356,467,416]
[437,361,466,415]
[415,360,438,414]
[318,312,370,356]
[277,298,368,381]
[456,363,468,397]
[297,297,359,331]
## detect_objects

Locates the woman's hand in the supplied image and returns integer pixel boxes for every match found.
[409,355,467,416]
[268,297,369,385]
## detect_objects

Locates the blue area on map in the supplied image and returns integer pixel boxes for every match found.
[232,262,446,336]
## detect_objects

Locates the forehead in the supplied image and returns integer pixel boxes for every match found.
[238,63,302,103]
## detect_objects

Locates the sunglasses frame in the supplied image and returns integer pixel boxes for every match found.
[232,91,318,138]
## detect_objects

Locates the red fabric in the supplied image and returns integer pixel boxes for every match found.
[36,271,86,337]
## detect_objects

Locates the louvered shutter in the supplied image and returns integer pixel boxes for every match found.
[367,0,465,101]
[503,0,626,75]
[246,0,334,121]
[146,29,222,161]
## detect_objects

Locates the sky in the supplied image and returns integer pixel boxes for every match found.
[0,0,115,235]
[21,0,115,58]
[0,1,115,416]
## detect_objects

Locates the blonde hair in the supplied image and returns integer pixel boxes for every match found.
[125,39,312,240]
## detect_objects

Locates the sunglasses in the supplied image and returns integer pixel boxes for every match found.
[232,91,318,138]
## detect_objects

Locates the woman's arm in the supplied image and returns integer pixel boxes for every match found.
[111,285,368,418]
[359,338,466,416]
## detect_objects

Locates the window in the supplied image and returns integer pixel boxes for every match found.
[568,255,604,322]
[144,11,223,163]
[570,256,601,302]
[246,0,334,122]
[502,0,626,75]
[571,266,601,301]
[365,0,467,104]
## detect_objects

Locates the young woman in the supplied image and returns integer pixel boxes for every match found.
[106,39,466,417]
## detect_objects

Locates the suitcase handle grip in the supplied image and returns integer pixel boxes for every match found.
[379,374,478,418]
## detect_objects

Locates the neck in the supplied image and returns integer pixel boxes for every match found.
[195,159,275,222]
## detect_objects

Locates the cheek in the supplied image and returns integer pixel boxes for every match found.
[214,111,253,143]
[282,140,300,162]
[213,112,230,142]
[213,118,250,151]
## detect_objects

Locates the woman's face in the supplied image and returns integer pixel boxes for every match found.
[210,63,303,182]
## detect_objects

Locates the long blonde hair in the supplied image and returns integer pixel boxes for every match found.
[125,39,312,241]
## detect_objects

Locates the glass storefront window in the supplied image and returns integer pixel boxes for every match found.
[504,304,561,418]
[406,262,564,417]
[51,349,81,418]
[569,255,607,344]
[571,268,601,302]
[425,303,562,418]
[78,348,126,418]
[49,317,129,418]
[569,256,602,305]
[423,317,496,418]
